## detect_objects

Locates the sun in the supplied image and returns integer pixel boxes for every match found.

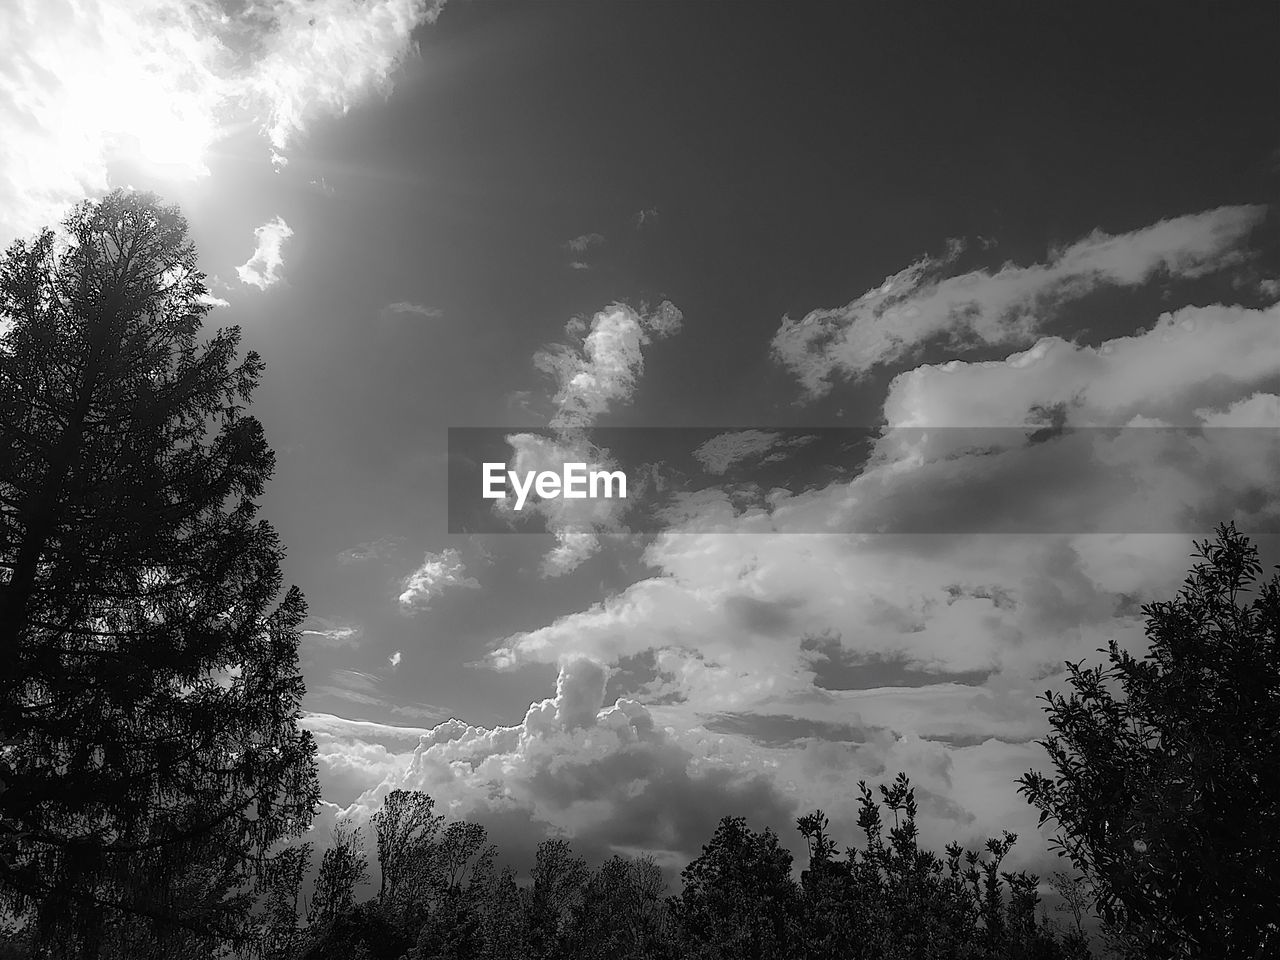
[59,0,230,182]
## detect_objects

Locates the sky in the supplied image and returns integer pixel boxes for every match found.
[3,0,1279,885]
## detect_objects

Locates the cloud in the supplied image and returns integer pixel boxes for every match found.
[534,301,684,430]
[382,300,442,320]
[301,712,437,743]
[242,0,447,166]
[301,619,362,648]
[480,289,1280,864]
[338,535,403,565]
[507,301,683,576]
[311,670,452,727]
[399,548,481,612]
[772,205,1267,395]
[389,703,453,724]
[693,430,816,475]
[0,0,446,244]
[325,658,800,867]
[196,292,231,309]
[235,216,293,290]
[880,303,1280,429]
[0,0,223,243]
[492,431,633,577]
[564,232,605,254]
[498,304,1280,673]
[301,712,436,807]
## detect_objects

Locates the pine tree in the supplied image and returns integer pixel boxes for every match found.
[0,190,320,956]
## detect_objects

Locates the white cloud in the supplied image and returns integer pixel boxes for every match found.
[0,0,446,244]
[772,205,1267,395]
[508,301,683,577]
[301,712,436,744]
[493,431,632,577]
[534,301,683,430]
[479,291,1280,861]
[301,712,434,807]
[235,216,293,290]
[880,303,1280,429]
[0,0,224,243]
[498,303,1280,677]
[196,292,232,309]
[324,658,801,866]
[301,620,361,647]
[242,0,446,166]
[399,548,481,612]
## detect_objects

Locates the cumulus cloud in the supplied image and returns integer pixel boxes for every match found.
[534,301,684,430]
[235,216,293,290]
[493,431,633,577]
[326,658,801,868]
[506,301,683,576]
[480,286,1280,863]
[880,303,1280,429]
[499,303,1280,674]
[301,712,437,806]
[0,0,446,244]
[772,205,1267,395]
[399,548,481,612]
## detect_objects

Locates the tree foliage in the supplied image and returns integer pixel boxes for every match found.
[674,816,799,960]
[1019,523,1280,958]
[297,786,1087,960]
[0,190,319,956]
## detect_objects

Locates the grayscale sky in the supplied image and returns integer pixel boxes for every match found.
[3,0,1278,877]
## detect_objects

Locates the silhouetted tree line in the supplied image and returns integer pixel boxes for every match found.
[1,193,1276,959]
[254,778,1088,960]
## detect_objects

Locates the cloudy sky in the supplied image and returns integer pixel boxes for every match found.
[4,0,1279,881]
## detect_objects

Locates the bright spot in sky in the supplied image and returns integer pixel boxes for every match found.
[0,0,444,244]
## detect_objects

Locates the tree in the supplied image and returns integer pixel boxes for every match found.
[673,816,801,960]
[562,854,674,960]
[524,837,588,960]
[406,820,495,960]
[792,775,1083,960]
[372,789,443,903]
[1019,523,1280,959]
[0,190,320,956]
[254,842,312,960]
[307,821,369,929]
[473,865,526,960]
